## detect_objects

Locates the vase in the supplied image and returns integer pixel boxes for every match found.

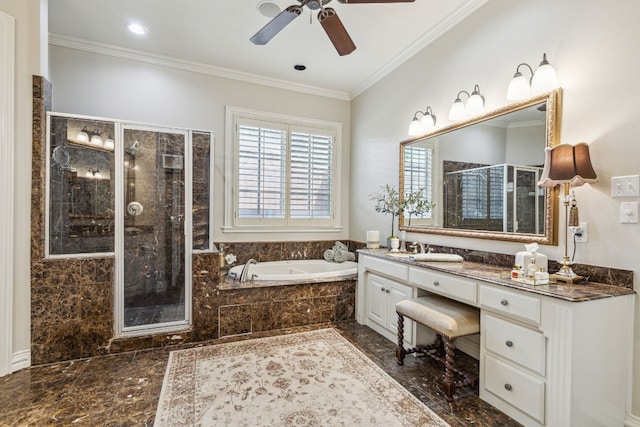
[389,237,400,252]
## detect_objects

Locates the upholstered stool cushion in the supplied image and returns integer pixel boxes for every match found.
[396,295,480,338]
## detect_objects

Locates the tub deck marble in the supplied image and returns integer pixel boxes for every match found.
[360,249,635,302]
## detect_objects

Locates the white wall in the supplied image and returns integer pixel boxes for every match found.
[350,0,640,415]
[48,45,351,243]
[0,0,47,371]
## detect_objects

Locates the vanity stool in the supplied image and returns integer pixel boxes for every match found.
[396,295,480,401]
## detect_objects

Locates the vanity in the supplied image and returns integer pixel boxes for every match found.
[356,250,635,427]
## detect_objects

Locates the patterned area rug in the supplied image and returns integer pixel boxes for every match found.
[154,328,449,426]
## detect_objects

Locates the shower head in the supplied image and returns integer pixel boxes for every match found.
[126,140,140,155]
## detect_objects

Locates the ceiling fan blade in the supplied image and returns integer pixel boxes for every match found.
[318,8,356,56]
[250,5,302,45]
[336,0,415,3]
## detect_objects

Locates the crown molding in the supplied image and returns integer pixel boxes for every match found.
[349,0,489,99]
[49,33,351,101]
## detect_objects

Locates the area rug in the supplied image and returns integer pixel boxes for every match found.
[154,328,449,426]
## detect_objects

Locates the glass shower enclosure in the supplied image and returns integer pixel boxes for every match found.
[117,125,192,334]
[444,163,544,234]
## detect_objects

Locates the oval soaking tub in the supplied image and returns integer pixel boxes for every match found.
[228,259,357,282]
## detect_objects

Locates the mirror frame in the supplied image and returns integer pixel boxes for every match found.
[399,89,561,245]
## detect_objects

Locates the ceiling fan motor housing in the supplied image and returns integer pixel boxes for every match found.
[303,0,331,10]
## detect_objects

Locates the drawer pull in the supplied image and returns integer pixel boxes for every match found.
[500,299,509,306]
[505,340,513,348]
[433,281,440,286]
[504,383,513,391]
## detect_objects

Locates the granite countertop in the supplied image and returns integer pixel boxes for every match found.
[358,249,635,302]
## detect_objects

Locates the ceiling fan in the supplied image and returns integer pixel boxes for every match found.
[250,0,416,56]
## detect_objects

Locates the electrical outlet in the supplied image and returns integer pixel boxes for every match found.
[570,221,588,243]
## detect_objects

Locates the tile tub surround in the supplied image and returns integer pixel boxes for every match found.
[217,280,356,338]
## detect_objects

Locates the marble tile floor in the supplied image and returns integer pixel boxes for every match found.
[0,321,520,426]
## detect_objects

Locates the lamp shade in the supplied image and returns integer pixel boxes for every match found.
[506,73,531,100]
[538,143,598,188]
[408,117,421,136]
[448,99,465,121]
[419,107,436,132]
[531,53,558,94]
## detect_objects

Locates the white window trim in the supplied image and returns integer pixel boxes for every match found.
[223,106,343,233]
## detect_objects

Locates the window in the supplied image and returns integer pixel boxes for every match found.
[226,108,341,231]
[403,143,434,225]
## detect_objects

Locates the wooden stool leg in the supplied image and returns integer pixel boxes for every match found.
[443,338,457,401]
[435,334,445,356]
[396,312,406,365]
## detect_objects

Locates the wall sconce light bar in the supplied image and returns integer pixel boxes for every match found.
[507,53,558,100]
[448,84,484,121]
[408,106,437,136]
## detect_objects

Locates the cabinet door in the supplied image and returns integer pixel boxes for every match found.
[366,274,387,326]
[388,281,413,340]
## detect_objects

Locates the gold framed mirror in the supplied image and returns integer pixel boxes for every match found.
[399,89,561,244]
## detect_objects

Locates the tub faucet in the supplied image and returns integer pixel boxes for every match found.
[239,259,258,282]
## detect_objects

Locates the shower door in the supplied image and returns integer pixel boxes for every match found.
[116,125,191,336]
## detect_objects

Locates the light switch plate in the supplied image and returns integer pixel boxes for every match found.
[611,175,640,197]
[620,201,639,224]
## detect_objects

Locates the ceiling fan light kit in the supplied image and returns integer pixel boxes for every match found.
[250,0,415,56]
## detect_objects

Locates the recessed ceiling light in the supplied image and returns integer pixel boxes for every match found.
[257,1,281,18]
[127,22,148,36]
[294,64,306,71]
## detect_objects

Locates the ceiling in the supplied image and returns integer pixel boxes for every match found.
[48,0,487,100]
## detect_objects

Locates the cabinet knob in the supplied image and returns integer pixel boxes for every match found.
[504,383,513,391]
[381,287,386,292]
[386,289,390,293]
[505,340,513,347]
[433,281,440,286]
[500,299,509,306]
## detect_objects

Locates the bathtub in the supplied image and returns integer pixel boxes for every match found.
[228,259,357,282]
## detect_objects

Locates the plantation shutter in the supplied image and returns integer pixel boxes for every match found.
[237,119,287,221]
[290,129,333,220]
[404,145,433,219]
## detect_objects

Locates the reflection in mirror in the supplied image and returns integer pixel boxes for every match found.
[400,90,560,244]
[47,115,115,255]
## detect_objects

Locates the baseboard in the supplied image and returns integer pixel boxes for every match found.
[626,412,640,427]
[11,349,30,372]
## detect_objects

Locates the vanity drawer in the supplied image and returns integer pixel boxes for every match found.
[409,267,477,305]
[485,354,545,424]
[484,314,546,376]
[480,285,540,324]
[361,256,409,282]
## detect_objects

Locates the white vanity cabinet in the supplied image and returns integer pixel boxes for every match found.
[366,272,414,345]
[357,255,418,345]
[357,252,634,427]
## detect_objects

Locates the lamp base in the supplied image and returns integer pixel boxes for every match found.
[550,273,584,284]
[551,260,584,284]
